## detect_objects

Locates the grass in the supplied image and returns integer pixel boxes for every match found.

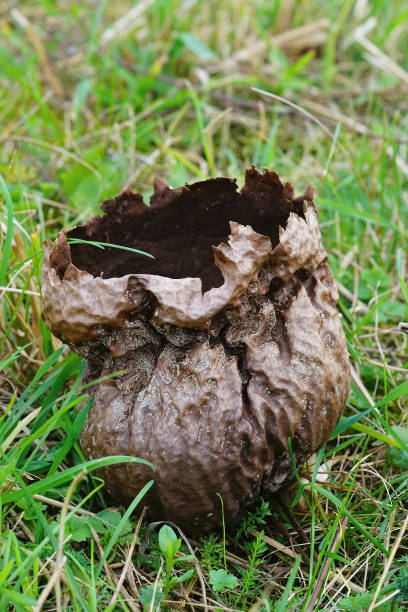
[0,0,408,609]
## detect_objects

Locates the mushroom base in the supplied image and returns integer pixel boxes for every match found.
[78,260,348,532]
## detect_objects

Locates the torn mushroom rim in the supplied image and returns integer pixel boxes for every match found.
[42,173,322,339]
[63,174,314,292]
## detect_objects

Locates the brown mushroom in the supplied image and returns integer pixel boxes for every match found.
[41,167,350,532]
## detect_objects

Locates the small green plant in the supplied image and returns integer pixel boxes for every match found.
[200,532,224,573]
[134,529,163,572]
[139,525,194,611]
[394,557,408,603]
[209,568,239,592]
[336,559,408,611]
[53,508,133,545]
[387,427,408,471]
[337,585,401,611]
[139,584,164,612]
[235,498,272,544]
[234,531,268,608]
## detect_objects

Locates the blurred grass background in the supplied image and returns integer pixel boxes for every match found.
[0,1,408,610]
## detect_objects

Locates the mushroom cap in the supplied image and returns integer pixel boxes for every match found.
[42,167,350,532]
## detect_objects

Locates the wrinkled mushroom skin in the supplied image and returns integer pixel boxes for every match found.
[42,168,350,532]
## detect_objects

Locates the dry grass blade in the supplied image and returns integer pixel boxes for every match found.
[374,589,402,608]
[10,8,64,97]
[271,18,329,50]
[387,146,408,178]
[22,192,76,212]
[367,513,408,612]
[3,135,101,178]
[356,35,408,85]
[212,18,329,72]
[305,517,349,611]
[301,99,369,137]
[91,526,140,612]
[108,507,146,608]
[246,528,298,560]
[100,0,156,45]
[350,365,376,408]
[32,554,67,612]
[336,282,369,314]
[148,559,163,612]
[0,287,41,296]
[32,493,100,517]
[172,522,209,612]
[252,88,336,141]
[1,407,40,453]
[55,469,87,611]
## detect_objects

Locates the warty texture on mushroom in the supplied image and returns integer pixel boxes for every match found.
[41,167,351,533]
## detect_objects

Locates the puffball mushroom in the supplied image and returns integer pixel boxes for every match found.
[41,167,350,532]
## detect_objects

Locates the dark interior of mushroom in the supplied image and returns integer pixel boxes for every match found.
[67,169,307,292]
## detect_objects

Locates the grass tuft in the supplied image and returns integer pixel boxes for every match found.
[1,0,407,609]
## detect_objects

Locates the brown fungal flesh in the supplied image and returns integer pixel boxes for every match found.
[41,167,350,532]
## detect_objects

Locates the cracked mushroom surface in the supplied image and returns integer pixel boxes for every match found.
[42,167,350,532]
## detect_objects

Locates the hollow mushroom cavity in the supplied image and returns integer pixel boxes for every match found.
[41,167,350,533]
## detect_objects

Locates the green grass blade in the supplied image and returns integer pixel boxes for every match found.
[274,554,301,612]
[67,238,154,259]
[0,174,14,284]
[96,479,154,576]
[2,456,154,504]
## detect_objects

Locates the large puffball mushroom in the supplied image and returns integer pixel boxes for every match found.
[41,167,350,533]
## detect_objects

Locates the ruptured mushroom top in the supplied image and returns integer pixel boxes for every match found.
[42,167,350,532]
